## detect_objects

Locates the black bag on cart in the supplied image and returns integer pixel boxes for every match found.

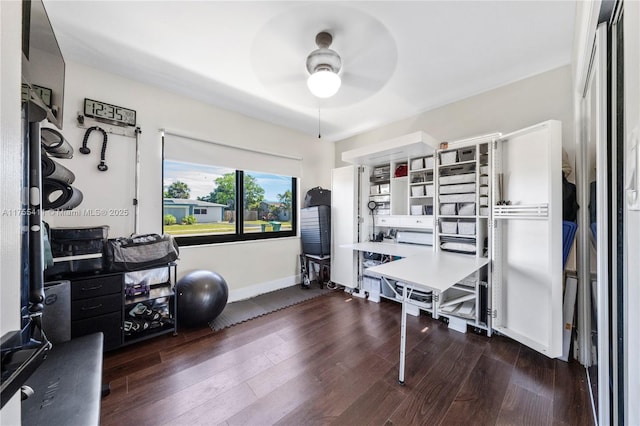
[304,186,331,207]
[105,233,179,272]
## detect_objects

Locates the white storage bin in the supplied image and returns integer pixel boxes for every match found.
[373,165,390,176]
[480,207,490,216]
[440,151,457,165]
[440,220,458,234]
[370,185,379,195]
[439,183,476,194]
[411,185,424,197]
[424,156,435,169]
[439,193,476,203]
[440,203,457,215]
[379,183,390,194]
[410,205,423,215]
[480,165,489,175]
[480,176,489,185]
[457,220,476,235]
[479,195,489,206]
[377,208,390,215]
[410,158,424,170]
[457,203,475,215]
[439,173,475,185]
[424,184,434,197]
[363,276,381,293]
[479,186,489,196]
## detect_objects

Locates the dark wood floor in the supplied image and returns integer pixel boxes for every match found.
[101,290,594,426]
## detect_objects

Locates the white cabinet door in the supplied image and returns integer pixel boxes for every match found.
[331,166,361,288]
[491,120,563,357]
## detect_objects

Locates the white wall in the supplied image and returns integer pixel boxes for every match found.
[334,66,575,178]
[45,61,334,299]
[0,0,24,423]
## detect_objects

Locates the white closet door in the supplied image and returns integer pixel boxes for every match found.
[492,120,563,357]
[331,166,361,288]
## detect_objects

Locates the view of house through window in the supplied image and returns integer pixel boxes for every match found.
[243,170,293,234]
[163,160,295,243]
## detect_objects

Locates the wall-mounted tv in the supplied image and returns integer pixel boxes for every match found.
[22,0,65,129]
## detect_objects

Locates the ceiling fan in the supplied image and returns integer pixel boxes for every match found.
[250,4,397,109]
[305,31,342,98]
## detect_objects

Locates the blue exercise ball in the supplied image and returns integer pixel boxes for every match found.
[176,270,228,327]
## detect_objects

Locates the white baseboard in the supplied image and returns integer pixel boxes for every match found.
[228,274,301,303]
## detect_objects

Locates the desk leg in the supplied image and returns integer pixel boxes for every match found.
[399,284,408,385]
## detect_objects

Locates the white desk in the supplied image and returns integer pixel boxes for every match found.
[349,243,489,384]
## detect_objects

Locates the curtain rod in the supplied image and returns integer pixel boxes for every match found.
[159,128,303,161]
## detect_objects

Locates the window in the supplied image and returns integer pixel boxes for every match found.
[163,159,297,245]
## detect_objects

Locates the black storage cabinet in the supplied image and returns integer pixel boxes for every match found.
[301,205,331,256]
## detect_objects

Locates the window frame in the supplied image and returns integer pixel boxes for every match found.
[162,168,297,246]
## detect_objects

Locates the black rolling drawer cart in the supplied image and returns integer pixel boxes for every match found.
[68,263,178,351]
[70,273,124,351]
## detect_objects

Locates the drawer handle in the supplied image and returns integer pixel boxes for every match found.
[81,284,103,291]
[81,303,103,311]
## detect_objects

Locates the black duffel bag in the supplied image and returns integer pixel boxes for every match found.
[105,233,179,272]
[304,186,331,207]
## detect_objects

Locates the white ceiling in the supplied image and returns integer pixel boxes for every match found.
[43,1,576,142]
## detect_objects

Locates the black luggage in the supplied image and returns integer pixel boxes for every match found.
[303,187,331,207]
[301,205,331,256]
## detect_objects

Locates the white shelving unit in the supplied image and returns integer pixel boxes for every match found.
[408,154,435,216]
[335,122,564,358]
[433,138,492,332]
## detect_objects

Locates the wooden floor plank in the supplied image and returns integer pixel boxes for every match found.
[161,382,258,426]
[511,345,556,400]
[388,334,486,425]
[552,360,595,425]
[481,333,521,366]
[496,383,553,426]
[101,331,287,418]
[273,353,394,425]
[99,291,593,426]
[330,379,407,426]
[439,354,514,425]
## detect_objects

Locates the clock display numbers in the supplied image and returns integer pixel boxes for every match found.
[33,85,52,108]
[84,98,136,127]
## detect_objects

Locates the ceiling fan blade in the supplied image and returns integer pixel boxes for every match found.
[341,72,387,91]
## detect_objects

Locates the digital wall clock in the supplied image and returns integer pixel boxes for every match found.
[84,98,136,127]
[33,85,52,108]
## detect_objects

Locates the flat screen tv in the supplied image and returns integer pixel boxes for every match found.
[22,0,65,130]
[0,0,63,407]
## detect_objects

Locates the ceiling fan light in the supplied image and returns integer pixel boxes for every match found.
[307,69,341,98]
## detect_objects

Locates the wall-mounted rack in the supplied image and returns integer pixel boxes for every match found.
[76,114,139,138]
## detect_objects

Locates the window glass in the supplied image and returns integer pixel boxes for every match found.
[243,171,294,234]
[162,160,296,244]
[163,160,236,237]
